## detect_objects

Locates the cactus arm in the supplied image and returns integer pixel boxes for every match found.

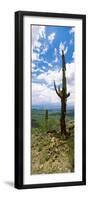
[66,92,70,98]
[54,80,61,98]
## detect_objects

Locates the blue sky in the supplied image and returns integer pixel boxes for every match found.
[31,25,75,108]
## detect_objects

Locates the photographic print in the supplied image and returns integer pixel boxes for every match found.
[15,11,86,189]
[31,25,75,174]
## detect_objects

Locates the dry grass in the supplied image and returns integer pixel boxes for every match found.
[31,122,74,174]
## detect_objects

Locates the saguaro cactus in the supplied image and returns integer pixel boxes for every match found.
[45,109,48,131]
[45,109,48,120]
[54,50,70,135]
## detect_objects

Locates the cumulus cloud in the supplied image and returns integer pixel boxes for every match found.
[37,69,61,85]
[48,32,55,44]
[32,63,36,68]
[32,25,46,49]
[53,48,58,63]
[31,25,75,106]
[32,51,39,61]
[32,67,40,73]
[40,44,48,55]
[39,26,46,39]
[32,25,46,62]
[37,62,74,86]
[33,62,75,105]
[42,60,53,67]
[32,83,59,105]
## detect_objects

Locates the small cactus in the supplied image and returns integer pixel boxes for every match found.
[45,109,48,120]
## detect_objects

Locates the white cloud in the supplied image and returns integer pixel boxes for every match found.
[64,46,68,55]
[66,63,75,105]
[59,42,68,55]
[32,68,39,73]
[42,66,46,70]
[54,48,58,63]
[48,63,53,67]
[32,63,36,68]
[39,26,46,39]
[32,25,46,61]
[32,26,41,50]
[40,69,45,73]
[69,39,73,45]
[59,42,64,53]
[32,83,59,105]
[43,60,49,65]
[37,63,75,87]
[54,57,58,63]
[35,62,75,105]
[32,51,39,61]
[72,51,75,60]
[54,48,57,56]
[32,26,46,49]
[48,32,55,44]
[41,44,48,55]
[34,41,41,49]
[32,25,49,62]
[37,69,61,85]
[42,60,53,67]
[69,27,75,34]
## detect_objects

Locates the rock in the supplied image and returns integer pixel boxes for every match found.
[51,137,55,143]
[40,164,43,169]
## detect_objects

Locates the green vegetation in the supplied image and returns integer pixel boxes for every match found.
[31,109,74,174]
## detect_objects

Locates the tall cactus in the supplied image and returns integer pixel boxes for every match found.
[45,109,48,131]
[54,50,70,135]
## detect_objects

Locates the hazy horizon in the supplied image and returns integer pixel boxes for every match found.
[32,103,74,110]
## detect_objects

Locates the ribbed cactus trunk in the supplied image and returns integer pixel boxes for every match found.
[45,109,48,131]
[45,109,48,120]
[54,50,70,135]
